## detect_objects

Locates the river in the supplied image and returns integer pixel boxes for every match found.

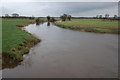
[2,22,118,78]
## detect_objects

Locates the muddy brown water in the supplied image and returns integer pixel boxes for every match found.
[2,22,118,78]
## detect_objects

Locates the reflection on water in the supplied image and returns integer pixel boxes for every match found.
[23,48,37,67]
[36,22,40,26]
[36,21,44,26]
[47,22,50,26]
[2,22,118,78]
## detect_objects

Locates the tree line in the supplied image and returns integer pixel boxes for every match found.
[46,14,72,22]
[96,14,119,20]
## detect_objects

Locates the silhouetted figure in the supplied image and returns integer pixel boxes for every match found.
[47,22,50,26]
[47,16,51,22]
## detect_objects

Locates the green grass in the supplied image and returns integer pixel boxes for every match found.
[55,19,119,34]
[2,18,41,68]
[3,18,35,53]
[0,18,2,53]
[0,18,2,69]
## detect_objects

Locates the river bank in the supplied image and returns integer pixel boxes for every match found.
[2,18,42,69]
[3,22,118,78]
[55,19,119,34]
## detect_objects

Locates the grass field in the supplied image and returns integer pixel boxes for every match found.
[0,18,2,69]
[55,19,119,34]
[2,18,41,67]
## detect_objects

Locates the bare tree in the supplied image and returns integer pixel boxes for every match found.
[99,15,102,19]
[114,15,117,19]
[12,13,19,17]
[68,15,72,21]
[60,15,66,21]
[60,14,71,21]
[96,15,99,19]
[5,14,9,17]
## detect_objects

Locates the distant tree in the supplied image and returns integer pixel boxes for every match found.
[29,17,32,19]
[31,15,35,19]
[63,14,67,21]
[63,14,67,17]
[68,15,72,21]
[114,15,117,19]
[60,15,64,21]
[47,16,51,22]
[60,14,70,21]
[36,18,40,23]
[35,18,40,25]
[5,14,9,17]
[51,17,56,22]
[96,15,99,19]
[12,13,19,17]
[99,15,102,19]
[105,14,109,19]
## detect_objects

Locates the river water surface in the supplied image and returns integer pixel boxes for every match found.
[3,22,118,78]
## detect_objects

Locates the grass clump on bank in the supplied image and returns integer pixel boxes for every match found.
[55,19,119,34]
[2,18,41,68]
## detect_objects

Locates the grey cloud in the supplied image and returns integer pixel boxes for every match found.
[1,2,118,17]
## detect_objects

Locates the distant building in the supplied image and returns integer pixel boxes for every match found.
[12,13,19,17]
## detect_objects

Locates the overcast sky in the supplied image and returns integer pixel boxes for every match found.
[0,0,119,17]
